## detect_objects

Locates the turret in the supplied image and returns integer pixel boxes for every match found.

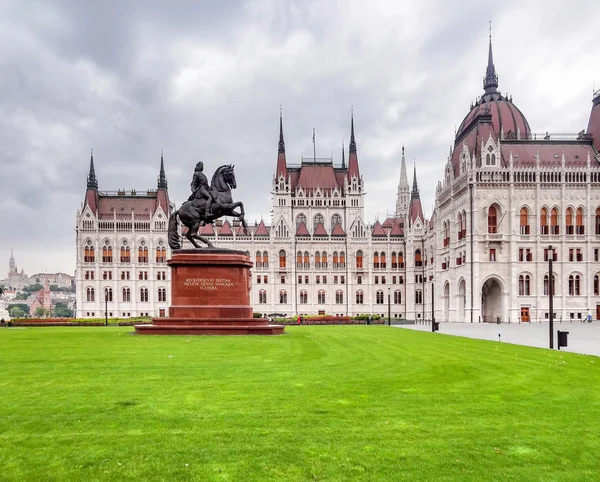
[84,150,99,213]
[395,145,410,219]
[276,109,287,179]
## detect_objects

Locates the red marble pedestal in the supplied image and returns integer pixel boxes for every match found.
[135,249,284,335]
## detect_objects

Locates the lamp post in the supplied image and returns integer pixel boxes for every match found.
[548,245,554,349]
[387,286,391,326]
[105,290,108,327]
[431,282,435,332]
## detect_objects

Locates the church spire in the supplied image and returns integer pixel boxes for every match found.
[158,150,168,189]
[341,141,346,169]
[86,149,98,189]
[395,145,410,218]
[483,22,498,94]
[349,109,357,154]
[411,163,419,199]
[278,107,285,154]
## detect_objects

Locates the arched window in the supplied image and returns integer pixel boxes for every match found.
[356,290,364,304]
[258,290,267,304]
[255,251,262,268]
[457,213,463,240]
[398,252,404,268]
[576,207,584,234]
[321,252,327,268]
[394,290,402,304]
[138,246,148,263]
[86,287,95,302]
[296,251,302,268]
[594,275,599,296]
[299,290,308,304]
[315,251,321,268]
[356,250,363,269]
[415,249,422,267]
[333,251,339,268]
[155,245,166,263]
[488,206,497,234]
[340,251,346,267]
[373,252,380,269]
[317,290,325,304]
[84,244,95,263]
[279,250,286,269]
[568,274,581,296]
[380,252,387,269]
[104,287,113,302]
[444,221,450,246]
[279,290,287,304]
[335,290,344,304]
[540,207,549,235]
[543,274,556,296]
[391,252,398,269]
[262,251,269,268]
[415,290,423,304]
[295,213,306,229]
[140,287,149,302]
[566,207,574,235]
[376,290,384,304]
[303,251,310,268]
[518,274,531,296]
[596,207,600,235]
[121,245,131,262]
[102,245,113,263]
[331,214,342,230]
[255,290,266,304]
[158,287,167,302]
[550,208,559,234]
[520,207,530,235]
[122,287,131,302]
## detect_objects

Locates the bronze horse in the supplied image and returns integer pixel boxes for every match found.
[168,164,248,249]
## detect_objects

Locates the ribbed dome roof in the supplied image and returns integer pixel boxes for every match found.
[455,32,531,142]
[456,92,531,141]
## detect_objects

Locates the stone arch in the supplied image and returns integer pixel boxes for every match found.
[443,282,450,322]
[481,275,505,323]
[457,278,466,321]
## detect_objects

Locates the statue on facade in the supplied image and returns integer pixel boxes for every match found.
[168,162,248,250]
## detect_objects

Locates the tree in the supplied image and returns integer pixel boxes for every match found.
[14,292,29,300]
[7,303,30,316]
[35,307,47,317]
[54,302,73,318]
[9,307,25,318]
[25,283,43,293]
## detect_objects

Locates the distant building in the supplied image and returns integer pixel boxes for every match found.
[2,249,28,289]
[29,272,74,288]
[75,152,171,318]
[31,278,52,315]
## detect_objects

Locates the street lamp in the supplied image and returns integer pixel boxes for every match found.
[104,290,108,327]
[548,245,554,349]
[387,286,391,326]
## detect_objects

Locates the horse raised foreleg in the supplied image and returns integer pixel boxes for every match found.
[191,233,213,248]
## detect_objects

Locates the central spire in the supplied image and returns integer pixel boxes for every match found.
[158,150,168,189]
[349,109,357,154]
[278,107,285,154]
[86,149,98,189]
[411,163,419,199]
[483,22,499,94]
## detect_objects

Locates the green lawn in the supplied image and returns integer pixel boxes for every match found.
[1,326,599,481]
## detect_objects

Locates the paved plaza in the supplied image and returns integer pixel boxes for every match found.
[398,321,600,357]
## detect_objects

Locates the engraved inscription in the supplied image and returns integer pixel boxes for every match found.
[183,277,234,290]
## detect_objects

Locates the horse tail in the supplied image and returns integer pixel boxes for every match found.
[168,209,181,250]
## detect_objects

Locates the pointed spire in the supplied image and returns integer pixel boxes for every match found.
[341,141,346,169]
[411,163,419,199]
[87,149,98,189]
[483,21,498,94]
[158,149,168,189]
[395,145,410,218]
[349,108,357,154]
[278,106,285,154]
[399,145,409,189]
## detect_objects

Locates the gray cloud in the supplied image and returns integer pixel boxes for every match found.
[0,0,599,274]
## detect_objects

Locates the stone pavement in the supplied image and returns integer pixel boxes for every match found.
[397,321,600,357]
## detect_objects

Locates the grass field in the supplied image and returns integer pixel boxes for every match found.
[1,326,599,481]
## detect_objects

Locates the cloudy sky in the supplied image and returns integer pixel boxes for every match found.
[1,0,599,276]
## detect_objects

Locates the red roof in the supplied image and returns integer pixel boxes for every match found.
[389,221,403,236]
[313,222,328,236]
[501,143,596,168]
[409,198,424,225]
[255,220,269,236]
[331,222,346,236]
[296,221,310,236]
[294,165,341,192]
[219,220,233,235]
[200,223,215,235]
[97,195,157,220]
[236,224,248,236]
[586,94,600,151]
[371,221,386,237]
[84,189,99,213]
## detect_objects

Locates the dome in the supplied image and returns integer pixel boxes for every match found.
[455,92,531,142]
[455,32,531,142]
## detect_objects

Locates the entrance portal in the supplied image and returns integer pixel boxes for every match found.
[520,307,530,323]
[458,280,466,321]
[481,277,503,323]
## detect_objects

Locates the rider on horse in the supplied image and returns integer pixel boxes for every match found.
[188,161,214,218]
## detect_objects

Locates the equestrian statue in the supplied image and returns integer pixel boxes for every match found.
[168,161,248,249]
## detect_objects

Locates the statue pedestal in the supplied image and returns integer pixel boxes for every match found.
[135,249,284,335]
